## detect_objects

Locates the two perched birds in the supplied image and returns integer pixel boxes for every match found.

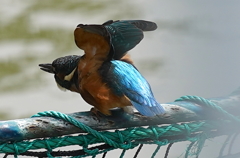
[39,20,164,117]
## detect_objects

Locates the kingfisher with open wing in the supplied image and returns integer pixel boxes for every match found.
[39,20,164,116]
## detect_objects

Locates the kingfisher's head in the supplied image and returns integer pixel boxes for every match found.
[39,55,81,91]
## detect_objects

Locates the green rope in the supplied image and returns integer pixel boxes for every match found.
[218,135,232,157]
[175,95,240,123]
[228,132,240,155]
[151,145,161,158]
[32,111,131,149]
[185,141,195,158]
[1,95,240,157]
[0,119,237,154]
[175,95,240,158]
[120,149,126,158]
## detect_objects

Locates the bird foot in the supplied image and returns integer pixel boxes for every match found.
[90,107,106,118]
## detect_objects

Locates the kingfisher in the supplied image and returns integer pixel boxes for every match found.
[39,20,164,117]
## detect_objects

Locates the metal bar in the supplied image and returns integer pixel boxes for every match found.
[0,88,239,143]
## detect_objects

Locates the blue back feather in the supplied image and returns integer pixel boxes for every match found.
[107,60,164,116]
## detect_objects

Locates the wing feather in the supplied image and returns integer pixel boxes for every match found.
[106,60,164,116]
[103,20,157,59]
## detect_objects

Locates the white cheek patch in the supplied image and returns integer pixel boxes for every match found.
[64,68,76,81]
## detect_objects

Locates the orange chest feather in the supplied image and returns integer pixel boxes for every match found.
[76,57,131,115]
[78,70,130,115]
[78,58,108,97]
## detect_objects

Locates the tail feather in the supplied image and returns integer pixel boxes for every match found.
[131,101,165,117]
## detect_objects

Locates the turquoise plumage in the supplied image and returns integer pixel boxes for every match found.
[100,60,164,117]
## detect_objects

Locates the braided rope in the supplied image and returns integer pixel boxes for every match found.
[175,95,240,122]
[1,95,240,157]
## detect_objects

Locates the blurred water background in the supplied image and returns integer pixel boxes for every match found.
[0,0,240,157]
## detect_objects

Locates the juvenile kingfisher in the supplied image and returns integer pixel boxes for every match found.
[39,20,164,117]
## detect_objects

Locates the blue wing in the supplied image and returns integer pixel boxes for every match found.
[107,60,164,116]
[103,20,157,60]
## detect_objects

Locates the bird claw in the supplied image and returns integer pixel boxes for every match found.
[90,107,106,118]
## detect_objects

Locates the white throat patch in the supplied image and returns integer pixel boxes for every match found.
[64,68,76,81]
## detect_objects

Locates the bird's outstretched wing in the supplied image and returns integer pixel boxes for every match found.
[74,20,157,60]
[103,20,157,59]
[102,60,164,116]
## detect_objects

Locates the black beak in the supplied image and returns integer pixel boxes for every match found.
[39,63,55,74]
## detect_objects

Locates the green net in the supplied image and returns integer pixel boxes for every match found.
[1,95,240,158]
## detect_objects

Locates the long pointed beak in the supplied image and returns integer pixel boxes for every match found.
[39,63,54,74]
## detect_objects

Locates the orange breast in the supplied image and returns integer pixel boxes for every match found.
[74,27,132,115]
[77,58,131,115]
[81,74,131,115]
